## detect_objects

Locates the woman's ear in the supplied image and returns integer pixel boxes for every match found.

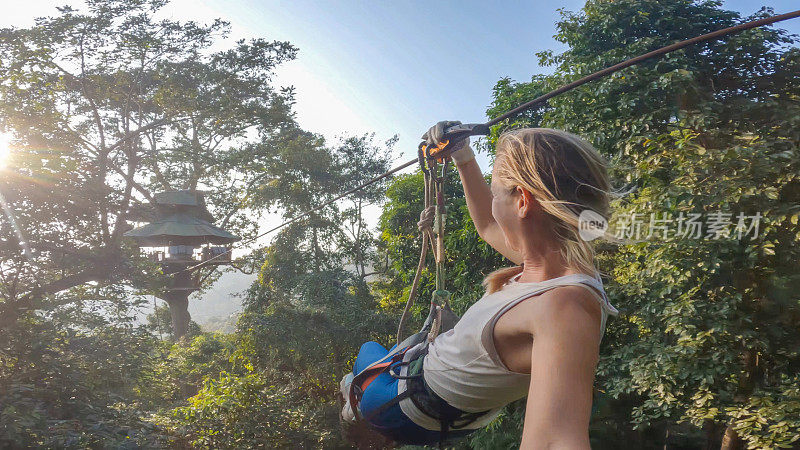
[516,186,537,218]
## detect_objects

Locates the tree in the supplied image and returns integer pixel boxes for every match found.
[167,131,398,447]
[242,130,398,387]
[0,0,297,331]
[0,292,170,447]
[0,0,307,445]
[333,134,397,279]
[482,1,800,448]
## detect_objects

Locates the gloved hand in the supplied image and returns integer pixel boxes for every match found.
[421,120,475,165]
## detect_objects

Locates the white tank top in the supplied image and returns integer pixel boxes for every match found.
[397,272,618,430]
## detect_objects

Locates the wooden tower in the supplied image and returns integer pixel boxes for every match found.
[125,190,240,339]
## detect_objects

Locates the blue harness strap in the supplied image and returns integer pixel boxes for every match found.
[348,336,492,448]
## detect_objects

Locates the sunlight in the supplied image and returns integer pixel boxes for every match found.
[0,132,12,169]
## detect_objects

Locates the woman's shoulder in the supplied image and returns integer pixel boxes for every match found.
[526,285,603,340]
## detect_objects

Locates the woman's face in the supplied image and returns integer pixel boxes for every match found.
[491,161,523,252]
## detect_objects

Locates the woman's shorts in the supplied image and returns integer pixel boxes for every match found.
[350,340,473,445]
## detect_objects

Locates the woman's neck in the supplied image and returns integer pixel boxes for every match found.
[516,225,583,284]
[518,254,581,284]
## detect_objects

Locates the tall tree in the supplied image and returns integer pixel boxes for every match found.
[170,132,398,448]
[0,0,297,329]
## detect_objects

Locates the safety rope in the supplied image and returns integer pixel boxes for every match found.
[395,171,434,344]
[428,158,451,344]
[396,146,453,346]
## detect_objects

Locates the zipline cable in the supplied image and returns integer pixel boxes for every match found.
[486,8,800,127]
[185,9,800,271]
[184,158,416,271]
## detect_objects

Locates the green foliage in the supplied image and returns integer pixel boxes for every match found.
[462,401,526,450]
[147,302,176,341]
[0,306,169,448]
[171,371,333,449]
[140,332,238,407]
[725,380,800,449]
[480,0,800,447]
[145,302,203,343]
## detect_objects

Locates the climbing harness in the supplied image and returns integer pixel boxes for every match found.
[347,342,491,446]
[346,144,491,448]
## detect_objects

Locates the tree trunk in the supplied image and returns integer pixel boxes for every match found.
[312,224,320,268]
[163,271,193,340]
[720,424,743,450]
[703,420,721,450]
[164,292,191,340]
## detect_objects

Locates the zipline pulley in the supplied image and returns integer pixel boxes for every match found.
[419,123,489,162]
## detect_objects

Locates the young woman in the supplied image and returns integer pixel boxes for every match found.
[340,123,619,449]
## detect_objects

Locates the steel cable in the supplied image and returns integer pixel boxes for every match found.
[183,9,800,272]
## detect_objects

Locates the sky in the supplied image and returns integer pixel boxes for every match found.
[170,0,800,162]
[3,0,799,234]
[5,0,798,172]
[3,0,799,322]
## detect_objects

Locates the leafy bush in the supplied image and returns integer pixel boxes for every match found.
[171,371,334,449]
[0,314,169,448]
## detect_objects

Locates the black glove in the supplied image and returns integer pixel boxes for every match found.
[421,120,474,164]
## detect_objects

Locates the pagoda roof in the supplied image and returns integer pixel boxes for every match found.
[124,213,240,246]
[123,190,218,222]
[155,190,206,206]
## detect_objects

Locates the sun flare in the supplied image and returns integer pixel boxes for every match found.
[0,132,12,169]
[0,133,11,169]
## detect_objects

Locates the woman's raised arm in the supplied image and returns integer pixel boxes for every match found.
[421,121,523,264]
[454,154,523,265]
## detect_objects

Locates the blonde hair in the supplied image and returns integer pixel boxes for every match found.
[483,128,613,293]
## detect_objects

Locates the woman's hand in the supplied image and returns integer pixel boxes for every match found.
[421,121,475,164]
[422,120,523,264]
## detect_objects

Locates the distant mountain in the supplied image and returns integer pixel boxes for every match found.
[189,271,255,331]
[200,312,240,334]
